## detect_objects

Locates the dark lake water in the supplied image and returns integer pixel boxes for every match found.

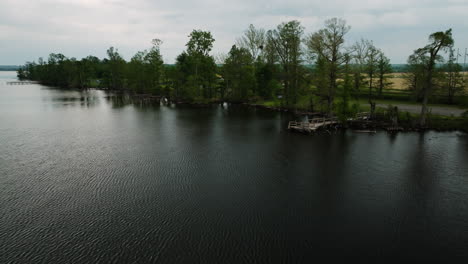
[1,71,468,262]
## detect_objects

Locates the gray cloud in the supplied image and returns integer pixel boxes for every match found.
[0,0,467,64]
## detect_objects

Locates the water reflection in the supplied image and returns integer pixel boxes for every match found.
[388,131,398,144]
[103,93,164,109]
[1,78,468,262]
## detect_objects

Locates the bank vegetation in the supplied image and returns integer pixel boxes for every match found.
[17,19,468,130]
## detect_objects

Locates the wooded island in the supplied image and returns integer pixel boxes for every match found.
[17,18,468,130]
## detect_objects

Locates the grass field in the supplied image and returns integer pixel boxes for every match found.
[386,72,468,91]
[386,73,407,90]
[257,72,468,116]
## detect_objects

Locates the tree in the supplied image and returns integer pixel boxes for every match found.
[145,39,164,94]
[187,30,216,99]
[405,53,428,101]
[186,30,215,57]
[351,39,372,92]
[175,30,217,100]
[222,45,255,100]
[17,67,27,80]
[128,50,148,93]
[350,39,390,108]
[263,34,279,65]
[127,39,164,94]
[104,47,126,90]
[46,53,67,86]
[376,51,392,97]
[255,63,280,99]
[364,43,380,118]
[306,18,350,115]
[313,54,331,112]
[175,51,196,99]
[409,29,453,126]
[337,54,353,121]
[237,24,266,61]
[76,55,101,89]
[442,47,465,104]
[267,20,304,106]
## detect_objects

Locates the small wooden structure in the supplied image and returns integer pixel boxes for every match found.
[288,117,339,132]
[6,81,38,85]
[354,112,370,120]
[288,112,370,133]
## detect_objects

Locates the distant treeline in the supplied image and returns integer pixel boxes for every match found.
[391,63,468,73]
[18,18,467,122]
[0,65,19,71]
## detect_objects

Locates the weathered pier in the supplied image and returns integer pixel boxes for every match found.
[288,112,370,133]
[6,81,38,85]
[288,117,340,132]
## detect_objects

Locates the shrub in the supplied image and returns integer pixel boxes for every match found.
[462,110,468,119]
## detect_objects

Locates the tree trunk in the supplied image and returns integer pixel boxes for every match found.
[420,70,432,127]
[370,101,376,119]
[378,73,383,97]
[392,106,399,127]
[369,74,375,118]
[420,94,429,126]
[328,64,336,117]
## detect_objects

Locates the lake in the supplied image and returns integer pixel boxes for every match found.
[1,71,468,262]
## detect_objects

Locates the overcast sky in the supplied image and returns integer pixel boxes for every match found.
[1,0,467,65]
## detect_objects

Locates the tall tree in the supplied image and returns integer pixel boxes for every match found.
[306,18,350,115]
[405,53,428,101]
[176,30,217,100]
[364,43,380,118]
[46,53,67,86]
[313,54,331,112]
[442,47,465,104]
[128,50,148,93]
[222,45,255,100]
[267,20,304,106]
[409,29,453,126]
[174,51,197,99]
[263,34,279,65]
[237,24,268,97]
[104,47,126,90]
[376,51,392,97]
[186,30,215,57]
[255,63,280,99]
[145,39,164,94]
[337,54,353,121]
[351,39,372,92]
[76,56,100,89]
[237,24,266,61]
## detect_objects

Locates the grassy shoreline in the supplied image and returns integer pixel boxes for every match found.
[249,99,468,133]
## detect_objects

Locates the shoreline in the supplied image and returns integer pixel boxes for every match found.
[18,84,468,133]
[81,88,468,134]
[242,102,468,134]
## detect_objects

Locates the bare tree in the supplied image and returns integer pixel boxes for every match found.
[351,38,372,91]
[306,18,351,116]
[442,47,465,104]
[151,38,163,48]
[237,24,266,61]
[350,39,391,117]
[377,51,392,97]
[365,43,380,118]
[214,52,228,65]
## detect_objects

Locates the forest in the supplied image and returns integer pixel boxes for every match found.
[17,18,467,127]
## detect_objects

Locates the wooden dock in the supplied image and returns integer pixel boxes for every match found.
[288,112,370,133]
[6,81,38,85]
[288,117,339,132]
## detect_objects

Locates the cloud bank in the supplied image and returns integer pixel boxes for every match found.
[1,0,467,64]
